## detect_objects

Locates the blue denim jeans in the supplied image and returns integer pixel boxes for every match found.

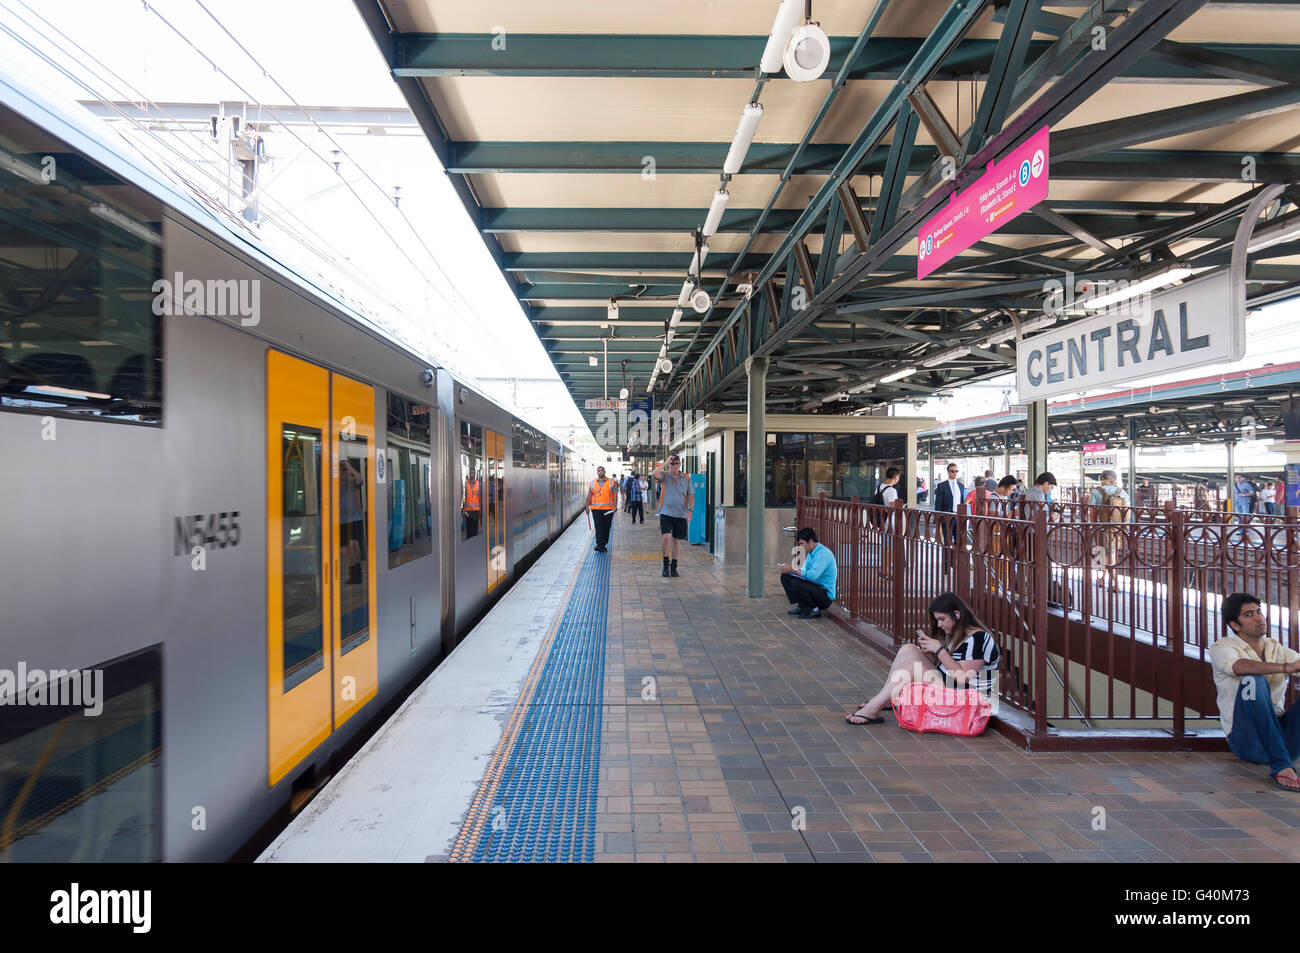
[1227,675,1300,775]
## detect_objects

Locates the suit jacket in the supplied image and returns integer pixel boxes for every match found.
[933,479,966,513]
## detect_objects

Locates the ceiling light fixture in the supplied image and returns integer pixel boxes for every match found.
[1082,262,1194,312]
[879,367,917,383]
[702,189,729,237]
[783,21,831,82]
[0,151,47,185]
[723,103,764,175]
[688,242,710,276]
[760,0,804,74]
[920,346,972,368]
[690,286,711,313]
[1247,213,1300,254]
[669,308,683,327]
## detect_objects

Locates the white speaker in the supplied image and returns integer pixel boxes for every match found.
[659,358,673,374]
[690,287,711,313]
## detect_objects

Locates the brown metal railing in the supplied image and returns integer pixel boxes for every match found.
[798,485,1300,740]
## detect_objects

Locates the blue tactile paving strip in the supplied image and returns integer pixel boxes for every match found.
[469,548,609,862]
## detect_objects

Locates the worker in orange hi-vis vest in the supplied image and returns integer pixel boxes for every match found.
[463,471,482,538]
[586,465,620,553]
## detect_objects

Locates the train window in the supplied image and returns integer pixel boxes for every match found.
[0,104,162,423]
[386,395,433,568]
[0,647,161,861]
[339,435,370,655]
[281,424,325,691]
[460,421,483,540]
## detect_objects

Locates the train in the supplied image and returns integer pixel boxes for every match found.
[0,75,592,861]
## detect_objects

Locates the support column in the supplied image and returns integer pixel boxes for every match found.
[1002,433,1011,481]
[1126,419,1138,503]
[1226,438,1237,514]
[926,439,934,506]
[1025,399,1049,481]
[746,355,769,598]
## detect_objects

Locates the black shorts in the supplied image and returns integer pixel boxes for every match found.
[659,515,688,539]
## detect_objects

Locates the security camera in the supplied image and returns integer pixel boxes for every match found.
[420,368,435,386]
[691,287,711,313]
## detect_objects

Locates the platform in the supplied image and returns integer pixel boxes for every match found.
[262,512,1300,863]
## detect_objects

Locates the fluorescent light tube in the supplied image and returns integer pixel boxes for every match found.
[1248,214,1300,254]
[666,328,675,344]
[1082,263,1193,311]
[723,103,764,175]
[89,203,163,246]
[702,189,729,237]
[24,384,111,401]
[761,0,803,74]
[880,367,917,383]
[920,346,972,368]
[688,243,710,276]
[669,308,683,327]
[677,280,693,307]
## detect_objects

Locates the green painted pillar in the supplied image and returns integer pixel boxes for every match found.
[746,355,769,598]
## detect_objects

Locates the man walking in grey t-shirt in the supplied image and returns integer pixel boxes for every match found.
[651,455,694,577]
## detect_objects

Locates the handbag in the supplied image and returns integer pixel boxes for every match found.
[892,680,992,736]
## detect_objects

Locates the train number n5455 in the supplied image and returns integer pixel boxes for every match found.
[174,512,242,554]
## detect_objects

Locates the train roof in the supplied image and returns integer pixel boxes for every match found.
[0,70,580,455]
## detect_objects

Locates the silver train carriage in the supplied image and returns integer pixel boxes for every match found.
[0,76,591,862]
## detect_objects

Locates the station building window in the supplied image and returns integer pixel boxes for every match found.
[386,393,433,568]
[0,103,162,423]
[733,431,909,506]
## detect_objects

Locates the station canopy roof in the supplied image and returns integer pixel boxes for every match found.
[354,0,1300,447]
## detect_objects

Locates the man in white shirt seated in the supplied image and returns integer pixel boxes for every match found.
[1210,592,1300,790]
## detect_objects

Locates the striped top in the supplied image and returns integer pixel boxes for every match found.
[938,629,1000,694]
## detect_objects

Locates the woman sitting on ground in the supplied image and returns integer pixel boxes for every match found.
[846,592,1000,725]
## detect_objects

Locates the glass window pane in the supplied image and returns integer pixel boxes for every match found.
[0,648,161,861]
[809,434,834,498]
[387,394,433,568]
[768,433,804,506]
[0,104,162,423]
[339,434,369,655]
[734,431,747,506]
[282,424,324,691]
[461,422,483,541]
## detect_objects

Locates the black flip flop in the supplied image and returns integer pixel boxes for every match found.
[845,711,885,725]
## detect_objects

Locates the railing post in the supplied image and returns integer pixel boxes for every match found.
[1033,507,1050,735]
[955,502,970,602]
[1169,509,1186,739]
[1289,506,1300,658]
[849,495,860,621]
[892,499,905,641]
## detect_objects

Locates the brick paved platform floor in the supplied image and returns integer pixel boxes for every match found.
[593,513,1300,863]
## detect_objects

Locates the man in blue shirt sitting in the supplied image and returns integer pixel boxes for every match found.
[777,527,837,619]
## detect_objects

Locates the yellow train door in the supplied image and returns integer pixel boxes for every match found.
[266,351,378,787]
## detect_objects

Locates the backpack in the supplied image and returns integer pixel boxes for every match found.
[1096,485,1125,523]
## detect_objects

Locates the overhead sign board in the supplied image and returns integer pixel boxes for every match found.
[630,394,653,417]
[1082,452,1118,470]
[584,399,625,410]
[917,124,1050,279]
[1083,441,1107,453]
[1016,271,1242,403]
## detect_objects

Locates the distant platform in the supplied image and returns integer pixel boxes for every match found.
[263,511,1300,863]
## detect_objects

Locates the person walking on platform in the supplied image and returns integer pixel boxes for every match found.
[1211,592,1300,790]
[1234,474,1258,525]
[778,527,837,619]
[651,454,693,577]
[626,469,645,524]
[586,465,619,553]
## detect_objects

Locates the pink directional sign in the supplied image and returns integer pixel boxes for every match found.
[916,124,1050,279]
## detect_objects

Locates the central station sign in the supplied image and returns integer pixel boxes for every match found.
[1016,271,1243,403]
[917,124,1050,279]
